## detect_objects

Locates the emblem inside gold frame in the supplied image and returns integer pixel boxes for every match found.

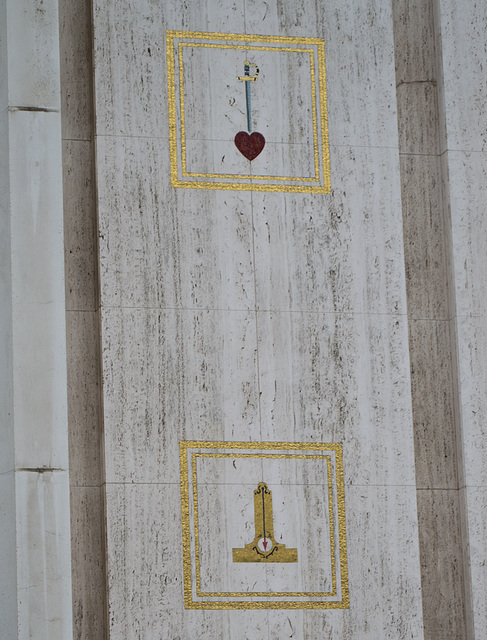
[232,482,298,563]
[179,440,349,610]
[166,30,331,193]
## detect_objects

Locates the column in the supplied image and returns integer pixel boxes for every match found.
[0,1,73,638]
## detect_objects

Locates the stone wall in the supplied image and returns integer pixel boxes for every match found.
[2,0,487,638]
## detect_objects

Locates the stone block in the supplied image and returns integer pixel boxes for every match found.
[101,308,259,483]
[396,81,439,155]
[400,154,449,320]
[408,319,457,490]
[257,310,415,486]
[16,470,73,640]
[66,311,102,487]
[59,0,94,140]
[392,0,436,83]
[253,145,406,315]
[445,150,487,317]
[454,316,487,488]
[70,487,106,640]
[5,0,61,108]
[416,489,466,640]
[95,135,255,311]
[435,0,487,152]
[63,140,97,312]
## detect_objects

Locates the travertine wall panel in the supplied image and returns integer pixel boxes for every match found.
[423,2,487,636]
[253,146,406,315]
[396,82,439,155]
[59,1,105,637]
[105,483,232,640]
[70,487,106,640]
[66,311,102,487]
[102,308,259,483]
[454,316,487,488]
[63,140,97,312]
[416,489,466,640]
[399,155,449,320]
[268,0,399,149]
[257,311,415,486]
[59,0,93,141]
[279,486,423,639]
[445,150,487,318]
[463,487,487,639]
[392,0,437,83]
[92,0,244,138]
[434,1,487,152]
[96,136,255,311]
[104,483,423,640]
[92,0,423,635]
[408,319,457,489]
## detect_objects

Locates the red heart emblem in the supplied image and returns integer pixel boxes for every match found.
[234,131,266,161]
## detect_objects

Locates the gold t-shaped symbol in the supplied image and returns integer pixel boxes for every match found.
[232,482,298,563]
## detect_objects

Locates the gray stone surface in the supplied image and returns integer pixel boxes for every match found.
[63,140,97,312]
[417,489,466,640]
[399,154,449,320]
[66,311,103,487]
[59,2,104,638]
[70,487,106,640]
[59,0,93,141]
[435,3,487,635]
[91,0,423,633]
[0,1,73,636]
[253,146,406,315]
[102,307,259,483]
[4,0,483,636]
[435,0,487,152]
[408,319,457,490]
[393,2,468,638]
[96,135,255,311]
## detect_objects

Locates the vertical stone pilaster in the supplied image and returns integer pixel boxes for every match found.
[433,2,487,637]
[392,1,467,638]
[0,1,73,638]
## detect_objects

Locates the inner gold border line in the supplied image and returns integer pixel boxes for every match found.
[167,35,179,191]
[309,47,320,181]
[192,453,202,596]
[326,456,336,595]
[336,446,350,606]
[171,180,327,193]
[318,41,331,192]
[180,440,342,451]
[177,42,319,182]
[195,453,326,459]
[191,452,336,598]
[180,42,317,52]
[179,440,192,609]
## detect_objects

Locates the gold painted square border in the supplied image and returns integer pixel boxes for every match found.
[193,453,336,598]
[178,44,320,183]
[179,440,349,610]
[167,31,331,193]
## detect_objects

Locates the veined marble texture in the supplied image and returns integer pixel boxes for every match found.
[90,0,426,637]
[3,0,487,637]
